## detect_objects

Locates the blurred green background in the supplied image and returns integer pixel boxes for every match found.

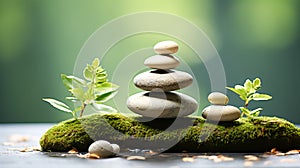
[0,0,299,123]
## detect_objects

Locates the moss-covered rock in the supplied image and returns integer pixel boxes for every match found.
[40,113,300,152]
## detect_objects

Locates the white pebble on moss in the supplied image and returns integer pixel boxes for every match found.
[208,92,229,105]
[202,105,241,122]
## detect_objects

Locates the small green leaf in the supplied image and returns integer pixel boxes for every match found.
[244,79,253,92]
[83,67,93,80]
[253,78,261,90]
[95,73,107,83]
[240,107,250,114]
[234,85,244,89]
[92,103,117,113]
[43,98,72,113]
[96,66,104,73]
[87,64,93,71]
[65,96,77,102]
[65,96,77,100]
[250,108,263,117]
[252,93,272,101]
[70,88,85,101]
[62,75,86,88]
[239,95,246,101]
[226,86,247,100]
[251,107,263,112]
[225,87,237,93]
[95,82,119,93]
[96,73,107,79]
[61,74,73,90]
[95,90,118,103]
[92,58,100,68]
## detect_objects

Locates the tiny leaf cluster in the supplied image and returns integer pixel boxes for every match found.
[43,58,119,119]
[226,78,272,117]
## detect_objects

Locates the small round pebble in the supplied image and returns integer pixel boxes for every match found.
[144,55,180,69]
[88,140,114,158]
[208,92,229,105]
[154,41,178,54]
[111,144,120,154]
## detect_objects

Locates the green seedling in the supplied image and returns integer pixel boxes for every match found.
[43,58,119,119]
[226,78,272,117]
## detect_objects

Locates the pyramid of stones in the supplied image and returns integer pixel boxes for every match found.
[126,41,198,118]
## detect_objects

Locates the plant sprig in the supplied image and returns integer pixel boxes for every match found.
[226,78,272,117]
[43,58,119,119]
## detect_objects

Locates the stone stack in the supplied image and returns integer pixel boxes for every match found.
[202,92,241,122]
[127,41,198,118]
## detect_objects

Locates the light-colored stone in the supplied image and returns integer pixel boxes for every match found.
[88,140,114,158]
[202,105,241,122]
[127,91,198,118]
[111,144,120,154]
[154,41,179,54]
[134,69,193,91]
[144,55,180,69]
[208,92,229,105]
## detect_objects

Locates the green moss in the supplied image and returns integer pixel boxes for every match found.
[40,113,300,152]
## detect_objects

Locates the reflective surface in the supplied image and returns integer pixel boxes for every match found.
[1,124,300,168]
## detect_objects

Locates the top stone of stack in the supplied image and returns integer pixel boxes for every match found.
[153,41,179,54]
[208,92,229,105]
[144,41,180,70]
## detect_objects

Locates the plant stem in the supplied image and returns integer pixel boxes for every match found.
[80,103,87,117]
[245,100,249,108]
[242,99,250,117]
[72,112,77,119]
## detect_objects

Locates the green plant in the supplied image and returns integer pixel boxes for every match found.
[226,78,272,117]
[43,58,119,119]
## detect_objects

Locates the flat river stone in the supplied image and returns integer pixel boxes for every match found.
[126,91,198,118]
[202,105,241,122]
[144,55,180,69]
[134,69,193,91]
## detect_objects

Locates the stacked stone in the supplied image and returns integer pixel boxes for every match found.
[202,92,241,122]
[127,41,198,118]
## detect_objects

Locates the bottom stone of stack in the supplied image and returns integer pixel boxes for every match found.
[126,91,198,118]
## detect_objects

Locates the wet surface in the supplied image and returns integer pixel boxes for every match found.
[0,124,299,168]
